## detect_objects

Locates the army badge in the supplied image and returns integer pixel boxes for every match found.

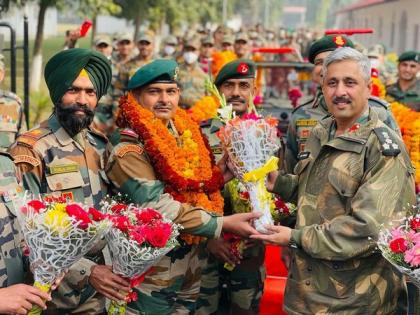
[173,66,179,80]
[237,62,249,75]
[333,36,346,47]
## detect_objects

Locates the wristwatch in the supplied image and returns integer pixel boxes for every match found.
[288,237,299,249]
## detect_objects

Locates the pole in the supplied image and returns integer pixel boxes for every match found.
[23,14,29,126]
[222,0,227,25]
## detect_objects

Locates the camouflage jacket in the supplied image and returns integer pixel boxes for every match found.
[274,109,416,314]
[105,128,223,238]
[201,119,224,163]
[178,62,207,109]
[285,89,401,173]
[0,90,27,152]
[8,114,109,310]
[0,153,26,288]
[386,79,420,111]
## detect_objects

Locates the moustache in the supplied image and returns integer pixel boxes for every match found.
[154,102,172,110]
[227,97,246,104]
[57,103,95,116]
[55,102,94,136]
[332,96,351,105]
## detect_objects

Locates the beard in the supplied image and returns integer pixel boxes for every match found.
[55,102,94,137]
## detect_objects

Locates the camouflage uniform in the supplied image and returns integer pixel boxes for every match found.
[0,153,26,288]
[114,57,153,97]
[285,88,401,173]
[386,79,420,111]
[105,128,223,315]
[196,120,265,315]
[274,108,416,314]
[9,114,108,314]
[178,62,207,109]
[0,90,27,152]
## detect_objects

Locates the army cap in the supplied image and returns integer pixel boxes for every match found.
[128,59,179,90]
[164,35,178,45]
[184,36,201,50]
[118,32,132,43]
[94,34,112,47]
[235,32,249,43]
[137,31,154,43]
[222,34,234,45]
[214,59,256,86]
[201,35,214,46]
[398,51,420,63]
[308,35,354,64]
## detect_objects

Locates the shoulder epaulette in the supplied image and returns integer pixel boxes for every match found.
[120,128,139,139]
[292,97,314,114]
[368,96,389,109]
[16,128,51,148]
[373,127,401,156]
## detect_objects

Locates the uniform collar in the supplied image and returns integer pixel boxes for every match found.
[48,114,85,149]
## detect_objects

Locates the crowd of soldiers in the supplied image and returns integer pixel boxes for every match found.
[0,21,418,315]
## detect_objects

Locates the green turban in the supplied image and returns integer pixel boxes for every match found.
[44,48,112,104]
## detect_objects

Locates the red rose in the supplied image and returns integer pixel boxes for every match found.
[27,200,47,213]
[125,290,138,303]
[110,204,128,214]
[410,217,420,231]
[239,191,250,200]
[143,222,172,248]
[136,208,162,224]
[88,207,106,221]
[66,204,92,229]
[274,197,290,214]
[389,237,407,253]
[129,230,145,245]
[111,215,132,233]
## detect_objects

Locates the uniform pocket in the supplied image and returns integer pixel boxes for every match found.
[327,168,359,197]
[293,157,311,176]
[46,171,84,191]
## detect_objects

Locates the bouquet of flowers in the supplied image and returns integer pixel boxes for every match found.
[102,200,181,315]
[377,210,420,287]
[209,77,280,233]
[16,195,111,315]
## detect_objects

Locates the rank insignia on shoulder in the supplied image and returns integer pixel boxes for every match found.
[373,127,401,156]
[297,151,310,160]
[120,128,139,139]
[116,144,143,158]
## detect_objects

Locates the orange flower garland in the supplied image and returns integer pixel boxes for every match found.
[211,50,237,78]
[390,101,420,185]
[119,93,224,244]
[188,95,220,123]
[371,77,386,99]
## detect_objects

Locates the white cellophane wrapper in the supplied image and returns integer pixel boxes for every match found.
[219,118,279,233]
[105,225,179,281]
[15,196,111,287]
[378,228,420,288]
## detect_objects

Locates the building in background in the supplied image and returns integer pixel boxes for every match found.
[335,0,420,53]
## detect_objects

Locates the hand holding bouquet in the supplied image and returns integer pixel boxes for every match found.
[378,209,420,287]
[16,195,110,315]
[102,200,181,315]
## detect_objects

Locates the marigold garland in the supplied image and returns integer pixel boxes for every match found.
[390,101,420,185]
[211,51,237,78]
[118,93,224,244]
[188,95,220,123]
[371,77,386,99]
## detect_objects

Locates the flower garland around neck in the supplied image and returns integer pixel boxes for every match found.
[119,92,224,244]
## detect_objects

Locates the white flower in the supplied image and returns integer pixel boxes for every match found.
[217,104,233,122]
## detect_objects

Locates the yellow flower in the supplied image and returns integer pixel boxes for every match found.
[44,208,71,234]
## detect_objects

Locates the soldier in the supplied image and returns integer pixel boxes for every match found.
[221,34,235,52]
[0,152,53,314]
[252,47,416,314]
[199,35,215,75]
[93,34,113,59]
[9,48,131,314]
[386,51,420,111]
[213,25,230,51]
[178,36,208,109]
[234,32,252,59]
[0,54,27,152]
[197,59,265,315]
[285,35,400,173]
[105,59,260,314]
[160,35,178,59]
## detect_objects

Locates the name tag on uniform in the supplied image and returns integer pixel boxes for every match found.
[297,151,310,160]
[211,146,223,155]
[296,119,317,127]
[49,164,79,175]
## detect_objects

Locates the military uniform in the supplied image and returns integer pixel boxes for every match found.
[105,128,223,315]
[285,89,401,173]
[386,79,420,111]
[274,108,415,314]
[178,62,207,109]
[0,90,27,152]
[9,114,108,313]
[0,153,26,288]
[115,57,153,96]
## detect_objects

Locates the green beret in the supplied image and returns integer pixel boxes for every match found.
[308,35,354,64]
[214,59,256,87]
[44,48,111,105]
[398,51,420,63]
[128,59,179,90]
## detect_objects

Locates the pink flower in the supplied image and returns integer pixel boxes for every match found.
[407,231,420,244]
[404,243,420,267]
[242,112,261,121]
[66,204,92,229]
[390,227,406,239]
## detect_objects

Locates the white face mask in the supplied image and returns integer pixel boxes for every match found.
[183,52,198,64]
[164,45,175,56]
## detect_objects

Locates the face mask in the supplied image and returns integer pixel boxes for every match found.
[183,52,198,64]
[164,45,175,55]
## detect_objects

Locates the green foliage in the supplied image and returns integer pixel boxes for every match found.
[29,90,52,127]
[76,0,121,18]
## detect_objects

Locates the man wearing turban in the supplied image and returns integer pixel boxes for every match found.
[9,49,130,314]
